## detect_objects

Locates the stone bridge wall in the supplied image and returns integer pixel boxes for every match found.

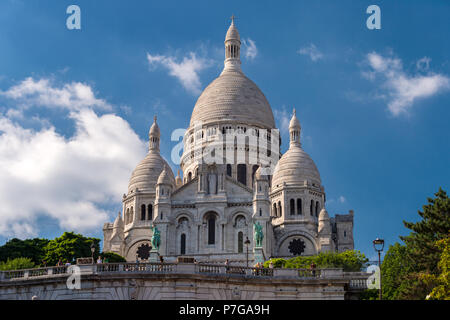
[0,263,370,300]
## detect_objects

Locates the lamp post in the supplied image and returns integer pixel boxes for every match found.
[90,243,95,264]
[373,238,385,300]
[245,237,251,267]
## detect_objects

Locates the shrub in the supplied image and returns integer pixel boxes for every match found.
[0,257,35,271]
[100,252,126,263]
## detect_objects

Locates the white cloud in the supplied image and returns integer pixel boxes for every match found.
[298,44,324,62]
[0,77,147,238]
[338,196,346,203]
[147,52,210,95]
[1,77,111,114]
[273,107,291,135]
[242,38,258,61]
[363,52,450,116]
[416,57,431,72]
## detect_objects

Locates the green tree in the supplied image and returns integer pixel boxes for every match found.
[100,252,126,263]
[44,232,100,265]
[0,238,49,265]
[264,250,368,272]
[400,188,450,274]
[0,257,35,271]
[381,243,414,299]
[421,237,450,300]
[382,188,450,300]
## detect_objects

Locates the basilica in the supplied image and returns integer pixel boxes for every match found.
[103,20,354,263]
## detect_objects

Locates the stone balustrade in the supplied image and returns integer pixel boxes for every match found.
[0,262,370,290]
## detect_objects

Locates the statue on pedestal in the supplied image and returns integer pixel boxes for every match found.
[150,226,161,251]
[254,222,263,247]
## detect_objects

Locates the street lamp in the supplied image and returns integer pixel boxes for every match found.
[90,243,95,264]
[373,238,384,300]
[245,237,251,267]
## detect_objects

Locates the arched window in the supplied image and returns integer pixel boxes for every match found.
[237,164,247,185]
[226,164,232,177]
[278,201,282,217]
[315,201,320,217]
[290,199,295,215]
[273,203,277,217]
[195,168,198,177]
[259,209,262,217]
[180,234,186,255]
[188,172,192,181]
[207,214,216,245]
[126,208,130,224]
[141,204,146,221]
[130,207,134,223]
[310,200,314,216]
[148,204,153,220]
[297,199,302,215]
[238,232,243,253]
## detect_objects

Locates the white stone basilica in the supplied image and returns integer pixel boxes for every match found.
[103,20,354,263]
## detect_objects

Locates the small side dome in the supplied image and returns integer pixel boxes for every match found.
[254,166,268,181]
[318,208,331,235]
[113,212,123,229]
[157,165,175,187]
[271,147,321,188]
[127,152,173,193]
[318,208,330,221]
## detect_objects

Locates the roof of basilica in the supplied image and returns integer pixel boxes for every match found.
[271,145,321,189]
[189,21,275,129]
[271,110,321,189]
[157,165,175,186]
[190,69,275,128]
[128,117,174,194]
[127,151,175,194]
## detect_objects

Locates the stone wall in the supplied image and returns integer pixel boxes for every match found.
[0,263,369,300]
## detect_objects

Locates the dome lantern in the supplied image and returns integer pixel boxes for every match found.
[149,115,160,151]
[289,108,301,147]
[224,15,241,71]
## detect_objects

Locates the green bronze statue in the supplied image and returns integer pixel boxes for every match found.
[150,225,161,251]
[254,222,263,247]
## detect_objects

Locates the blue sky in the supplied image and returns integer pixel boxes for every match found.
[0,0,449,260]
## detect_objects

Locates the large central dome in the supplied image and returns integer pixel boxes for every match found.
[190,68,275,128]
[189,20,275,129]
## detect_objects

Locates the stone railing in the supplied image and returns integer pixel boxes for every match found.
[0,263,370,289]
[1,266,68,281]
[346,271,374,290]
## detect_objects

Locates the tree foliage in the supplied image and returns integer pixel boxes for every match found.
[100,252,126,263]
[382,188,450,300]
[44,232,100,266]
[0,257,35,271]
[264,250,368,272]
[421,237,450,300]
[0,238,49,265]
[381,242,414,299]
[400,188,450,274]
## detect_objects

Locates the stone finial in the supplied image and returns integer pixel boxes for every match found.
[230,14,236,25]
[289,107,301,147]
[149,114,160,151]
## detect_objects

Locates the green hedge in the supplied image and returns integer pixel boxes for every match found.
[264,250,368,272]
